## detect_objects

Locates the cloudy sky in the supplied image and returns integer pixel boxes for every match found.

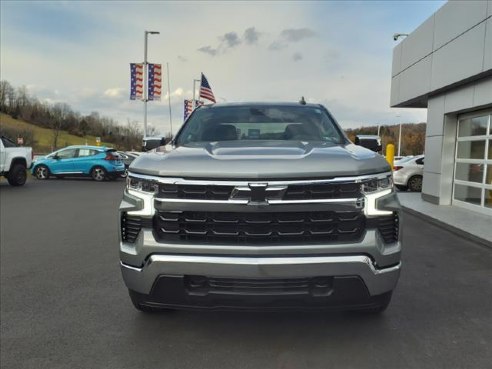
[1,0,445,134]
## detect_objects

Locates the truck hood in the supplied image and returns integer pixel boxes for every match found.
[129,141,390,179]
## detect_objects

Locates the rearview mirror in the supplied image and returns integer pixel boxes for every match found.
[142,136,170,152]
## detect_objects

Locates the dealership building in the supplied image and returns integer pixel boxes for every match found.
[391,0,492,215]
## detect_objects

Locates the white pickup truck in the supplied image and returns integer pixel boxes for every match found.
[0,136,33,186]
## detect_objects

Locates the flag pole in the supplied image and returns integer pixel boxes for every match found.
[167,62,173,136]
[192,78,200,109]
[143,32,148,137]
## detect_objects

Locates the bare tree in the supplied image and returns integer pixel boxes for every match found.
[51,103,71,149]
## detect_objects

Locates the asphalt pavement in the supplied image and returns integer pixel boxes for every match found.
[1,179,491,369]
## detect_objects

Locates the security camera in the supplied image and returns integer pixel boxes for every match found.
[393,33,409,41]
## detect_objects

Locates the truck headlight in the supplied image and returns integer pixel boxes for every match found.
[361,174,394,217]
[361,174,393,194]
[126,176,158,194]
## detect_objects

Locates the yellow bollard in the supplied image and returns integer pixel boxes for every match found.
[386,144,395,168]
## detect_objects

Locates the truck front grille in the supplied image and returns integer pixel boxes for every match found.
[185,276,332,295]
[157,182,362,201]
[159,184,233,200]
[154,210,365,244]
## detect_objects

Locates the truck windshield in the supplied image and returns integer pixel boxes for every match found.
[176,105,344,145]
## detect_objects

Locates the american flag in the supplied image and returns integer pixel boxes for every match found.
[130,63,143,100]
[199,73,216,103]
[184,100,193,121]
[148,64,162,101]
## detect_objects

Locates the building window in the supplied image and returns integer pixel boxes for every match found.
[453,111,492,214]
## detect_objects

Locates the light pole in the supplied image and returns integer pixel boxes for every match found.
[192,79,201,109]
[143,30,160,137]
[396,114,402,157]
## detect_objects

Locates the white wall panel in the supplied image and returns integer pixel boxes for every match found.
[444,84,474,113]
[399,55,432,103]
[431,22,486,90]
[473,77,492,108]
[484,17,492,71]
[433,0,488,50]
[392,43,403,77]
[422,171,442,198]
[390,75,401,107]
[423,135,443,174]
[426,95,445,136]
[400,16,435,71]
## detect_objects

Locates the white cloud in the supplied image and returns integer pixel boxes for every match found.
[104,88,124,98]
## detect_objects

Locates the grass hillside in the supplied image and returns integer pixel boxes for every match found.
[0,113,111,153]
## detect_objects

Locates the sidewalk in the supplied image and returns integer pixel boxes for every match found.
[397,192,492,249]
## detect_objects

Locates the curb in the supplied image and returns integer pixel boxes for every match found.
[401,205,492,250]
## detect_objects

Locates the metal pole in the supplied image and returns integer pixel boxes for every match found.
[192,78,200,109]
[167,62,172,136]
[192,80,196,110]
[142,30,160,137]
[377,125,380,137]
[398,122,402,157]
[143,31,148,138]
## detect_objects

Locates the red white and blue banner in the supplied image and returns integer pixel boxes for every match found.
[184,100,204,121]
[148,63,162,101]
[130,63,143,100]
[184,100,193,121]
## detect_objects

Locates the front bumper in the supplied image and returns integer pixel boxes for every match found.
[121,254,400,300]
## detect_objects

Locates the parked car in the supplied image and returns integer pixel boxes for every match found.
[393,155,424,191]
[32,145,125,181]
[354,135,382,153]
[115,151,141,177]
[120,102,402,313]
[0,136,33,186]
[394,156,414,164]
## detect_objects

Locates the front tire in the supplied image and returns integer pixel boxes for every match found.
[90,166,107,182]
[408,175,423,192]
[7,163,27,186]
[34,165,50,180]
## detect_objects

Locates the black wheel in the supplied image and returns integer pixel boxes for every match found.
[90,166,107,182]
[395,185,408,191]
[407,175,423,192]
[34,165,50,180]
[128,290,173,313]
[355,291,393,314]
[7,163,27,186]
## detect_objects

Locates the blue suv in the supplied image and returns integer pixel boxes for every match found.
[32,145,125,181]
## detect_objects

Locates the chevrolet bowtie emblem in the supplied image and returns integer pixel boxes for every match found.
[248,183,268,204]
[230,184,287,204]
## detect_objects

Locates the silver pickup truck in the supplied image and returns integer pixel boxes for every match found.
[119,102,401,313]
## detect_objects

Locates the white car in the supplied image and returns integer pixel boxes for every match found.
[393,155,424,192]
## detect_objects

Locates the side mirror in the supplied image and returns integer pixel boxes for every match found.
[142,136,170,152]
[53,154,60,160]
